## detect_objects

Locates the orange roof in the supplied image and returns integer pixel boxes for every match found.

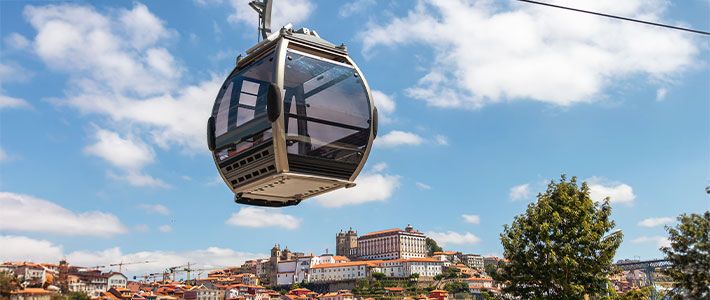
[361,228,401,237]
[11,288,52,295]
[433,251,458,255]
[384,287,404,292]
[465,277,493,281]
[331,256,349,262]
[430,290,448,293]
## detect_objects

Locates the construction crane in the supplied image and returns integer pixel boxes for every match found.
[109,260,153,273]
[133,273,161,283]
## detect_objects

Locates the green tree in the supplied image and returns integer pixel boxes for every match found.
[65,292,91,300]
[371,272,386,281]
[426,238,443,256]
[661,211,710,299]
[443,281,469,294]
[0,271,19,297]
[496,175,623,299]
[618,287,653,300]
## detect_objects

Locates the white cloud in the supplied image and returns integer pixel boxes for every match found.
[85,128,154,171]
[0,192,127,236]
[139,204,170,215]
[0,236,64,263]
[632,235,671,248]
[226,207,301,230]
[134,224,149,232]
[462,214,480,225]
[0,148,7,162]
[314,170,400,207]
[0,94,31,110]
[371,90,396,123]
[228,0,314,31]
[656,88,668,101]
[362,0,698,108]
[339,0,375,17]
[24,3,217,153]
[415,182,432,190]
[638,216,674,228]
[586,177,636,204]
[85,128,168,188]
[0,235,266,276]
[426,231,481,246]
[509,183,530,201]
[4,32,30,50]
[371,162,388,173]
[434,134,448,145]
[193,0,224,6]
[158,225,173,233]
[376,130,424,148]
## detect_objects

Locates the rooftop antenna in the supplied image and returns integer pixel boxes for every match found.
[249,0,272,41]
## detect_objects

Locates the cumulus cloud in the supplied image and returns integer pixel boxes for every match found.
[509,183,530,201]
[362,0,698,108]
[656,88,668,101]
[158,225,173,233]
[462,214,480,225]
[434,135,449,146]
[4,32,30,50]
[586,177,636,204]
[0,192,127,236]
[426,231,481,246]
[24,3,219,155]
[0,235,265,276]
[371,90,396,123]
[632,235,671,248]
[339,0,375,17]
[415,182,432,190]
[139,204,170,215]
[0,236,64,263]
[0,95,31,110]
[314,167,400,207]
[638,217,674,228]
[376,130,425,148]
[227,0,313,31]
[226,207,301,230]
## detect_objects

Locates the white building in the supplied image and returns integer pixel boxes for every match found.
[276,254,350,286]
[461,254,485,270]
[377,258,444,278]
[357,225,426,260]
[308,262,372,282]
[106,273,128,289]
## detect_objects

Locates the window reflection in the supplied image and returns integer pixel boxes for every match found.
[283,49,371,164]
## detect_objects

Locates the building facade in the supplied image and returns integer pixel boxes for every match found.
[357,225,427,260]
[335,228,358,259]
[376,258,443,278]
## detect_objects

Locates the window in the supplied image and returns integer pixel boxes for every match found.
[212,52,275,155]
[283,49,371,165]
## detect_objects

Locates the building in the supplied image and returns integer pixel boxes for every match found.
[428,290,449,300]
[460,254,484,271]
[9,288,54,300]
[465,277,494,291]
[356,225,427,260]
[183,284,225,300]
[317,290,353,300]
[308,262,374,282]
[335,228,358,259]
[376,258,444,278]
[107,272,128,289]
[276,254,350,286]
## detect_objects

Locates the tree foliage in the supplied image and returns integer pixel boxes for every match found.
[426,238,443,256]
[443,281,469,294]
[496,175,623,299]
[0,271,20,297]
[661,211,710,299]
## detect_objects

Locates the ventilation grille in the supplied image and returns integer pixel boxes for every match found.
[287,154,356,180]
[219,143,277,188]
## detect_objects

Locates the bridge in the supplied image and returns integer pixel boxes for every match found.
[614,259,672,299]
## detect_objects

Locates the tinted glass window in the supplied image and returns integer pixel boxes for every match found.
[283,50,371,164]
[212,52,274,158]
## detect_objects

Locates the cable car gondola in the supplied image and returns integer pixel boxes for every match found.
[207,0,378,207]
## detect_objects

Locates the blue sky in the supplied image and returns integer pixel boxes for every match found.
[1,0,708,276]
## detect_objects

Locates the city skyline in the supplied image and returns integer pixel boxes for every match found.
[1,0,708,278]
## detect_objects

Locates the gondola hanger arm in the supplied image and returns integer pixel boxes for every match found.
[249,0,273,40]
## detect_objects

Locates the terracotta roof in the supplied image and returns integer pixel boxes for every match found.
[11,288,52,295]
[331,256,349,262]
[361,228,401,237]
[465,277,493,281]
[433,251,458,255]
[384,287,404,292]
[430,290,448,293]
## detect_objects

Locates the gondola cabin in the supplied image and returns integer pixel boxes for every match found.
[207,26,378,207]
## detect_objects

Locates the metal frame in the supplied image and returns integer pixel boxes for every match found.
[213,26,377,206]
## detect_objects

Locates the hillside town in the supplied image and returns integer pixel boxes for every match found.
[1,225,667,300]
